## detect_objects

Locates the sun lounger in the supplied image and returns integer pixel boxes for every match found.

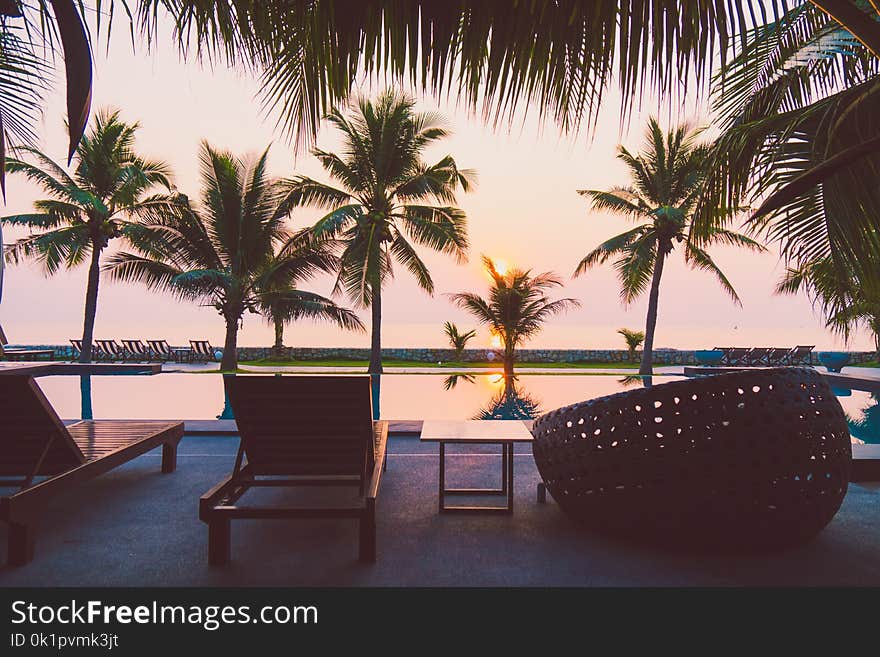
[747,347,771,366]
[146,340,173,362]
[766,347,792,366]
[69,339,83,360]
[0,376,184,565]
[199,375,388,565]
[726,348,751,366]
[121,339,152,362]
[189,340,218,363]
[788,345,815,366]
[95,339,127,362]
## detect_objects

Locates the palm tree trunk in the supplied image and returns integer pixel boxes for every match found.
[79,244,102,363]
[220,316,239,371]
[369,286,383,374]
[503,343,515,378]
[640,247,667,376]
[273,316,284,350]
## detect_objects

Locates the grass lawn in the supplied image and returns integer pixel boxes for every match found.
[238,359,642,369]
[851,361,880,368]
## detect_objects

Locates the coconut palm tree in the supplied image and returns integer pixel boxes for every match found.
[449,256,579,377]
[277,90,475,373]
[700,2,880,300]
[2,109,177,362]
[127,4,880,294]
[617,328,645,362]
[258,240,365,354]
[443,321,476,360]
[135,2,877,149]
[777,255,880,360]
[104,141,363,371]
[574,119,765,374]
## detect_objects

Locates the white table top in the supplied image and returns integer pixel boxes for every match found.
[420,420,534,443]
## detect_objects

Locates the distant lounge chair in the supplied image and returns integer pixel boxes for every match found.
[0,376,184,565]
[747,347,771,367]
[146,340,173,362]
[712,347,733,365]
[189,340,218,363]
[789,345,815,366]
[200,375,388,566]
[766,348,792,366]
[121,339,151,362]
[726,348,751,366]
[69,339,111,361]
[95,339,127,362]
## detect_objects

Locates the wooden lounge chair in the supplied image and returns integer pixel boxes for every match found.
[747,347,771,366]
[200,375,388,566]
[726,348,751,366]
[766,347,792,366]
[789,345,815,366]
[121,339,151,362]
[0,376,184,565]
[95,339,126,362]
[712,347,733,366]
[146,340,173,362]
[189,340,218,363]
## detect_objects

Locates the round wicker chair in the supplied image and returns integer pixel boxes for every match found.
[531,368,852,549]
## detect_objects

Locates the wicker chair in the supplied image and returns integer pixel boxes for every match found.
[531,368,852,549]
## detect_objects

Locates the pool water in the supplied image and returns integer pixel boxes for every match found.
[35,372,673,422]
[32,372,877,443]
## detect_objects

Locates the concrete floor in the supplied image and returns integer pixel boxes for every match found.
[2,435,880,587]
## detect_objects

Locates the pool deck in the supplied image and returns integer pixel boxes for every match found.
[0,362,162,376]
[1,434,879,587]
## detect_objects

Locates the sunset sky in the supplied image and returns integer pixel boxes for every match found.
[0,16,867,351]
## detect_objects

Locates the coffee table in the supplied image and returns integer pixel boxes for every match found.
[420,420,534,514]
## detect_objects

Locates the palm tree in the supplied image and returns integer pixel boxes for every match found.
[135,2,875,149]
[277,90,475,373]
[574,119,765,374]
[443,321,476,360]
[449,256,579,377]
[2,109,176,362]
[104,142,363,371]
[258,239,366,354]
[617,328,645,362]
[700,2,880,300]
[777,255,880,360]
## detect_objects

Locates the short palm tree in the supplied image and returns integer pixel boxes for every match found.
[443,321,476,360]
[105,142,363,371]
[449,256,580,377]
[277,90,475,373]
[2,109,176,362]
[574,118,765,374]
[617,328,645,362]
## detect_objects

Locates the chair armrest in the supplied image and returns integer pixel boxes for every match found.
[366,421,388,500]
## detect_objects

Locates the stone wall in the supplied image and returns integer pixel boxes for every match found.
[9,344,878,366]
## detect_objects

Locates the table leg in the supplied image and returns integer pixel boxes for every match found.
[439,441,446,513]
[501,443,508,496]
[507,442,514,514]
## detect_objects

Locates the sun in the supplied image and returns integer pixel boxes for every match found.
[489,334,502,349]
[492,259,508,275]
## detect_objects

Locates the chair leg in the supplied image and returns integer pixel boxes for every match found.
[161,442,178,473]
[8,522,35,566]
[359,500,376,563]
[208,518,231,566]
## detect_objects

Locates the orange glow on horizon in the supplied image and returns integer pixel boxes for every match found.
[489,334,502,349]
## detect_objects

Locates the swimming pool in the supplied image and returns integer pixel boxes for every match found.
[31,372,877,442]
